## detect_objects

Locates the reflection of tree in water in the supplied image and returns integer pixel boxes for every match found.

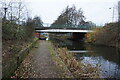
[74,43,120,78]
[84,44,96,55]
[95,46,120,65]
[114,49,120,79]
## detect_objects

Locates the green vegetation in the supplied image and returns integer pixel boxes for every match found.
[2,18,39,78]
[85,22,120,47]
[2,0,43,78]
[28,16,43,28]
[2,18,35,56]
[2,16,43,78]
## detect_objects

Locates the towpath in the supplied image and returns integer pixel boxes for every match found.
[12,40,62,78]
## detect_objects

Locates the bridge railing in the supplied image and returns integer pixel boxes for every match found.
[35,23,96,30]
[50,24,94,30]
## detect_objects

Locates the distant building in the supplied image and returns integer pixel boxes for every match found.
[118,1,120,21]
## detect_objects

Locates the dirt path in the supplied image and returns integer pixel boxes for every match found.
[12,40,62,78]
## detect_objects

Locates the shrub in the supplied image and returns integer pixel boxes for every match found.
[55,48,100,78]
[2,19,34,41]
[85,22,119,46]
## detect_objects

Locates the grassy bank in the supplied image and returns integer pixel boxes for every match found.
[2,18,36,78]
[2,38,38,78]
[48,41,73,78]
[85,22,120,48]
[48,41,100,78]
[10,40,39,78]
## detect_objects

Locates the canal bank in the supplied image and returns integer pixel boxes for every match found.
[50,37,120,79]
[2,38,38,78]
[49,46,100,78]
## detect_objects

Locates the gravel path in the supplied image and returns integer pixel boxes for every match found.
[12,40,62,78]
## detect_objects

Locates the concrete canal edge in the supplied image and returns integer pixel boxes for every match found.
[2,38,39,78]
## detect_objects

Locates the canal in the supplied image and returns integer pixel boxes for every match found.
[50,37,120,79]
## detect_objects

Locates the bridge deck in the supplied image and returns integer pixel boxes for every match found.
[36,29,93,33]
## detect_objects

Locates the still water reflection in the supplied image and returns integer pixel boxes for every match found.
[52,39,120,78]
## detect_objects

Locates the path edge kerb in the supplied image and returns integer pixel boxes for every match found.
[2,38,39,78]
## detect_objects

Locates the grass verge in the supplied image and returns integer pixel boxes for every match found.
[47,41,74,78]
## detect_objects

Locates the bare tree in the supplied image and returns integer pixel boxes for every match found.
[0,0,28,23]
[0,0,10,19]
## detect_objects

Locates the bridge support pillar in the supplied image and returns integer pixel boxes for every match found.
[72,32,86,40]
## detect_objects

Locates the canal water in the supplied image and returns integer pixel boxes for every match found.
[51,38,120,79]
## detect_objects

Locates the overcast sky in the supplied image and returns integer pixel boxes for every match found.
[25,0,119,25]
